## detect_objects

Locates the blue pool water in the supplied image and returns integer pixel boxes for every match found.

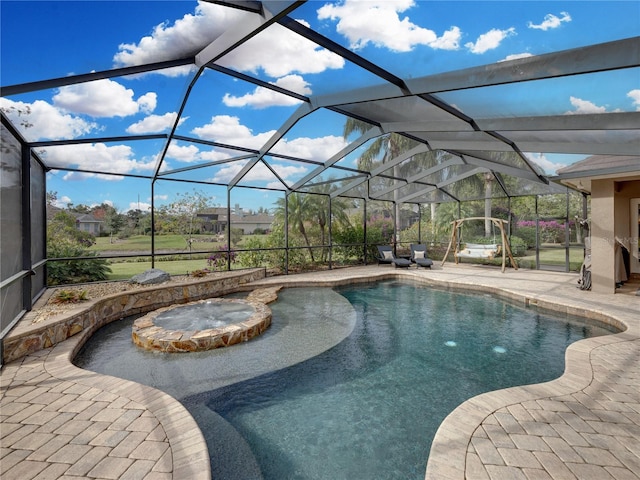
[74,281,616,480]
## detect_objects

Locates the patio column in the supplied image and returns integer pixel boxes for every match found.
[591,179,616,293]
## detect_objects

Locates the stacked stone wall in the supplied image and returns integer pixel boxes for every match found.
[2,269,265,364]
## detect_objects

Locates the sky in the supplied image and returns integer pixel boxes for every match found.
[1,0,639,213]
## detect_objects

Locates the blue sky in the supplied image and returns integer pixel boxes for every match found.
[1,1,639,213]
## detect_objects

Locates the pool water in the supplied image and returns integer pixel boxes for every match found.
[74,281,616,480]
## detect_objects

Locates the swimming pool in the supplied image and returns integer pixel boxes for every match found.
[74,280,616,479]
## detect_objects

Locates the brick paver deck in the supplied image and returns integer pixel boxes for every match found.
[1,265,638,479]
[1,335,209,480]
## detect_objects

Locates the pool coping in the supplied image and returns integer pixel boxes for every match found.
[3,265,638,480]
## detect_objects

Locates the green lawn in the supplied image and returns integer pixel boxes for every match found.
[518,246,585,271]
[92,234,222,253]
[107,258,213,280]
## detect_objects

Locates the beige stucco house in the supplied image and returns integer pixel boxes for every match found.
[555,155,640,294]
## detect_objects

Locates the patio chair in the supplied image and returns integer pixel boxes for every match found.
[376,245,411,268]
[410,244,434,268]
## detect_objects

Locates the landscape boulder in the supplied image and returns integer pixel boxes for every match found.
[130,268,171,285]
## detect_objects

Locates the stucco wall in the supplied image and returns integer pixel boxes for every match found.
[591,179,640,293]
[591,180,616,293]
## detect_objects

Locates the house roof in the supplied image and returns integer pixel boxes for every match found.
[553,155,640,193]
[555,155,640,178]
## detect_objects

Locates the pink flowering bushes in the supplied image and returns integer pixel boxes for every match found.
[516,220,570,246]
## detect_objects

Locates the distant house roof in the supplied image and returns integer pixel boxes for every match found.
[75,213,103,224]
[234,214,273,225]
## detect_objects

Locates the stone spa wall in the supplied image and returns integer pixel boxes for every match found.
[2,269,266,364]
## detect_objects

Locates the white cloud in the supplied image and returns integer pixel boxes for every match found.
[192,115,275,149]
[0,98,97,141]
[211,160,308,184]
[113,2,247,74]
[137,92,157,114]
[499,52,533,62]
[192,114,348,162]
[528,12,572,31]
[42,143,156,178]
[127,112,185,133]
[565,96,607,115]
[129,201,152,212]
[222,75,311,109]
[317,0,461,51]
[429,26,462,51]
[526,153,567,175]
[628,89,640,111]
[166,143,201,163]
[465,27,516,54]
[219,19,345,78]
[199,149,235,162]
[271,135,348,161]
[53,79,156,117]
[154,194,169,201]
[266,181,287,190]
[113,2,343,78]
[54,195,72,209]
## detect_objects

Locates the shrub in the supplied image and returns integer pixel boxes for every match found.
[332,223,365,262]
[513,225,537,248]
[516,220,567,244]
[508,236,527,257]
[236,236,270,268]
[191,269,209,278]
[207,246,237,271]
[47,238,110,285]
[51,289,88,304]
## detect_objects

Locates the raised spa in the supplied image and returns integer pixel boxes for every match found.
[132,297,272,353]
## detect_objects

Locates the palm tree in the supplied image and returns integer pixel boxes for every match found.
[308,180,352,261]
[343,119,419,242]
[274,192,315,261]
[483,172,495,237]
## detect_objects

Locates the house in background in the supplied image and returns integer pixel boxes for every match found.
[197,205,274,235]
[46,205,105,236]
[554,155,640,294]
[74,213,103,235]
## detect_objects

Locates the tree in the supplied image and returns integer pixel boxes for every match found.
[46,211,110,285]
[103,206,125,242]
[343,119,409,240]
[307,180,352,261]
[157,190,213,253]
[68,203,91,214]
[274,192,315,261]
[483,172,495,237]
[343,119,446,243]
[46,191,58,207]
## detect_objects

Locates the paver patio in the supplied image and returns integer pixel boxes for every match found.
[1,265,638,479]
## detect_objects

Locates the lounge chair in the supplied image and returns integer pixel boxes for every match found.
[410,244,434,268]
[376,245,411,268]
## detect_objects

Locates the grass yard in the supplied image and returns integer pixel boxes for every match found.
[92,234,222,253]
[107,258,214,280]
[518,246,585,271]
